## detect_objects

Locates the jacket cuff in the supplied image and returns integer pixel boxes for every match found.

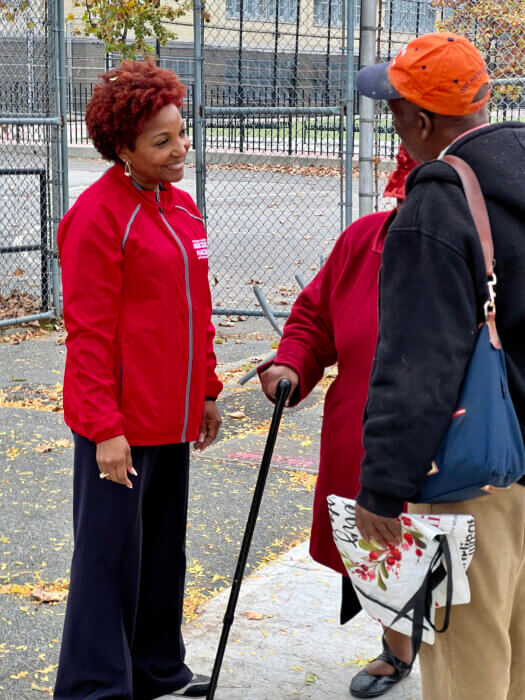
[205,376,223,400]
[92,421,126,445]
[356,487,404,518]
[256,359,302,407]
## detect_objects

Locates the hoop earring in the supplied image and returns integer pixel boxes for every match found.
[123,160,131,177]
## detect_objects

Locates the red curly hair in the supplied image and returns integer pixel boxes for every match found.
[85,59,187,163]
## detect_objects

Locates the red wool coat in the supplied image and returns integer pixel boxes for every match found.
[271,210,394,576]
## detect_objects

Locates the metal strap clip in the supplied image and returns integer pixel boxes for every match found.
[483,272,497,320]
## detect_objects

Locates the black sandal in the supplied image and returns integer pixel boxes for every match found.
[349,645,411,698]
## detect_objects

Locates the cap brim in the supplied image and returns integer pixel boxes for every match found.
[356,62,402,100]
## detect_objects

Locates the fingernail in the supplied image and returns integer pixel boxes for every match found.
[127,484,133,489]
[131,468,138,476]
[198,433,205,443]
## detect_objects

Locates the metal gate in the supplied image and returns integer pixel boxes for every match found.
[194,0,358,315]
[0,0,67,328]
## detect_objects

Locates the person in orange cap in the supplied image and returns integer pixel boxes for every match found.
[355,32,525,700]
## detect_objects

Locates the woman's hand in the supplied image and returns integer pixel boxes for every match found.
[355,503,402,549]
[96,435,136,489]
[259,364,299,406]
[194,401,222,451]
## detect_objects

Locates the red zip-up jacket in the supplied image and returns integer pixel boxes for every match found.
[58,163,223,446]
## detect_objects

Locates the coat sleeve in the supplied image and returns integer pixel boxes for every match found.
[357,184,480,517]
[59,208,126,444]
[261,236,344,406]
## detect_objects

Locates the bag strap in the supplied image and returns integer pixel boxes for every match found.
[442,155,494,277]
[441,155,500,348]
[380,535,453,670]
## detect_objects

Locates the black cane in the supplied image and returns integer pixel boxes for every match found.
[206,378,291,699]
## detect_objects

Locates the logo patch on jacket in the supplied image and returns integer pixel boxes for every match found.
[192,238,208,260]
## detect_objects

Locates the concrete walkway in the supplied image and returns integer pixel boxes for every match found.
[183,541,422,699]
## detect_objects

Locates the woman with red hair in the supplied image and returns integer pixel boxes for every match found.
[54,61,222,699]
[259,145,419,698]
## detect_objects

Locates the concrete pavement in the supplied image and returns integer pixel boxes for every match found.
[183,540,422,699]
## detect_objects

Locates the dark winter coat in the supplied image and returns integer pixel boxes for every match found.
[358,122,525,517]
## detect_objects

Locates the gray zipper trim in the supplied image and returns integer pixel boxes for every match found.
[158,209,193,442]
[175,205,203,223]
[122,204,141,251]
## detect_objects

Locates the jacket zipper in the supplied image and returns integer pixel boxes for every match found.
[156,191,193,442]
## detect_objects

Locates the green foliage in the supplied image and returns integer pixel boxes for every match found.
[432,0,524,100]
[70,0,193,59]
[0,0,35,27]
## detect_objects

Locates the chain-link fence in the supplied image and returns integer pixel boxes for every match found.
[6,0,520,321]
[195,0,359,314]
[194,0,523,315]
[0,0,66,327]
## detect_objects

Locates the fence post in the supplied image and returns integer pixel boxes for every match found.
[344,0,356,228]
[193,0,205,217]
[54,0,68,315]
[358,0,376,217]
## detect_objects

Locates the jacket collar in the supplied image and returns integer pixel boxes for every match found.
[372,209,397,254]
[112,162,176,210]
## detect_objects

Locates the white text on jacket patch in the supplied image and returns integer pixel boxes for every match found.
[192,238,208,260]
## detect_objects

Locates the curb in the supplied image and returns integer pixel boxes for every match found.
[67,144,395,171]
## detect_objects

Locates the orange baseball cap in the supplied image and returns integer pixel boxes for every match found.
[356,32,491,116]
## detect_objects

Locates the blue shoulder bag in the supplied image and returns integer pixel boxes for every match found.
[416,156,525,503]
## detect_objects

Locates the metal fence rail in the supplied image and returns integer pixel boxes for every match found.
[0,0,66,327]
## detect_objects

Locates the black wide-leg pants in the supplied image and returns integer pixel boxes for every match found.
[54,434,193,700]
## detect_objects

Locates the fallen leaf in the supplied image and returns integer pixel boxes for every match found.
[242,611,264,620]
[35,444,52,454]
[32,586,67,604]
[227,411,247,420]
[10,670,29,679]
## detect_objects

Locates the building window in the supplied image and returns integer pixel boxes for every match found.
[388,0,436,34]
[313,0,360,28]
[224,58,293,101]
[226,0,298,23]
[311,59,356,101]
[160,57,194,84]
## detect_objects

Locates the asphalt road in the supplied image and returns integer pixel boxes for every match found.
[0,318,328,697]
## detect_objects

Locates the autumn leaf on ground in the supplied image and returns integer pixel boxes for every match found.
[350,656,375,667]
[227,411,247,420]
[242,611,264,620]
[305,673,318,684]
[34,438,72,453]
[32,586,68,604]
[10,670,29,679]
